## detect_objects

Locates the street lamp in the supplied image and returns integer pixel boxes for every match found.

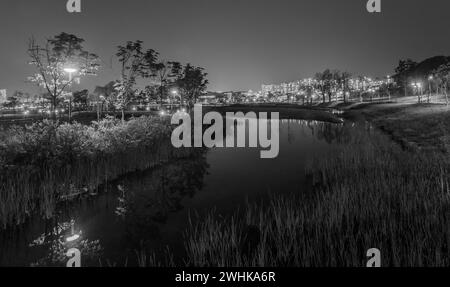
[386,75,392,100]
[64,67,78,76]
[171,89,181,108]
[411,82,423,103]
[64,67,78,122]
[428,75,433,103]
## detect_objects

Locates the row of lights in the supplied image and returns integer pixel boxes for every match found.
[411,75,434,89]
[23,109,66,115]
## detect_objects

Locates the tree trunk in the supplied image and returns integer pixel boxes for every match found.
[121,109,125,122]
[51,96,57,121]
[160,85,164,107]
[69,98,72,123]
[97,103,100,122]
[445,83,448,107]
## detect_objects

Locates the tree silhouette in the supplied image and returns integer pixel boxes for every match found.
[177,64,208,108]
[27,32,100,119]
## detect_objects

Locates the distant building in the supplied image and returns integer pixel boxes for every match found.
[0,89,7,104]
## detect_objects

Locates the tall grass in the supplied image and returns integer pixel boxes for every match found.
[183,129,450,267]
[0,116,196,228]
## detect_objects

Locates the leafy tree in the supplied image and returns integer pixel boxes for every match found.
[434,63,450,105]
[12,90,35,104]
[27,32,100,119]
[151,61,182,105]
[114,41,152,121]
[94,81,118,112]
[314,69,333,103]
[2,96,20,109]
[394,59,417,97]
[73,89,89,110]
[303,84,314,105]
[177,64,209,108]
[267,92,276,102]
[339,71,352,102]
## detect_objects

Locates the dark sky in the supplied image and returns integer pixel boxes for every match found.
[0,0,449,94]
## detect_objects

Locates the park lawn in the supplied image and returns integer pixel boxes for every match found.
[343,99,450,153]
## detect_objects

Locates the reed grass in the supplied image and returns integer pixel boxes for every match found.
[0,116,196,228]
[183,130,450,267]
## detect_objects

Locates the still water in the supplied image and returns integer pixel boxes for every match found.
[0,118,366,266]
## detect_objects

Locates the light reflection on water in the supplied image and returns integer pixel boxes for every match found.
[0,118,374,266]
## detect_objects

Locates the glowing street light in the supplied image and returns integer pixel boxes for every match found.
[411,82,423,103]
[428,75,434,103]
[171,88,183,107]
[63,67,78,74]
[66,234,80,243]
[64,66,78,122]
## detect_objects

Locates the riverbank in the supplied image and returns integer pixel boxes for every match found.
[209,103,343,124]
[339,97,450,153]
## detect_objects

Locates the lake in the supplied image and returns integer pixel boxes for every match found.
[0,116,373,266]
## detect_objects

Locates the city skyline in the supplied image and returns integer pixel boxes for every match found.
[0,0,450,95]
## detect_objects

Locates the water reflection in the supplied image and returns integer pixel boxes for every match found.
[0,118,377,266]
[0,150,208,266]
[115,152,208,249]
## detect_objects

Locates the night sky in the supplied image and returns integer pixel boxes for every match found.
[0,0,449,94]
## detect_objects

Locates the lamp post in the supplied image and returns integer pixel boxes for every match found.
[417,82,422,103]
[64,67,78,122]
[411,82,417,102]
[386,75,391,100]
[171,89,180,109]
[428,75,433,103]
[411,82,422,103]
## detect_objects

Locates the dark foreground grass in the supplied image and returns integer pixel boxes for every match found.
[182,129,450,267]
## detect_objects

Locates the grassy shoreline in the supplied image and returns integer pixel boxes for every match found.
[340,97,450,153]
